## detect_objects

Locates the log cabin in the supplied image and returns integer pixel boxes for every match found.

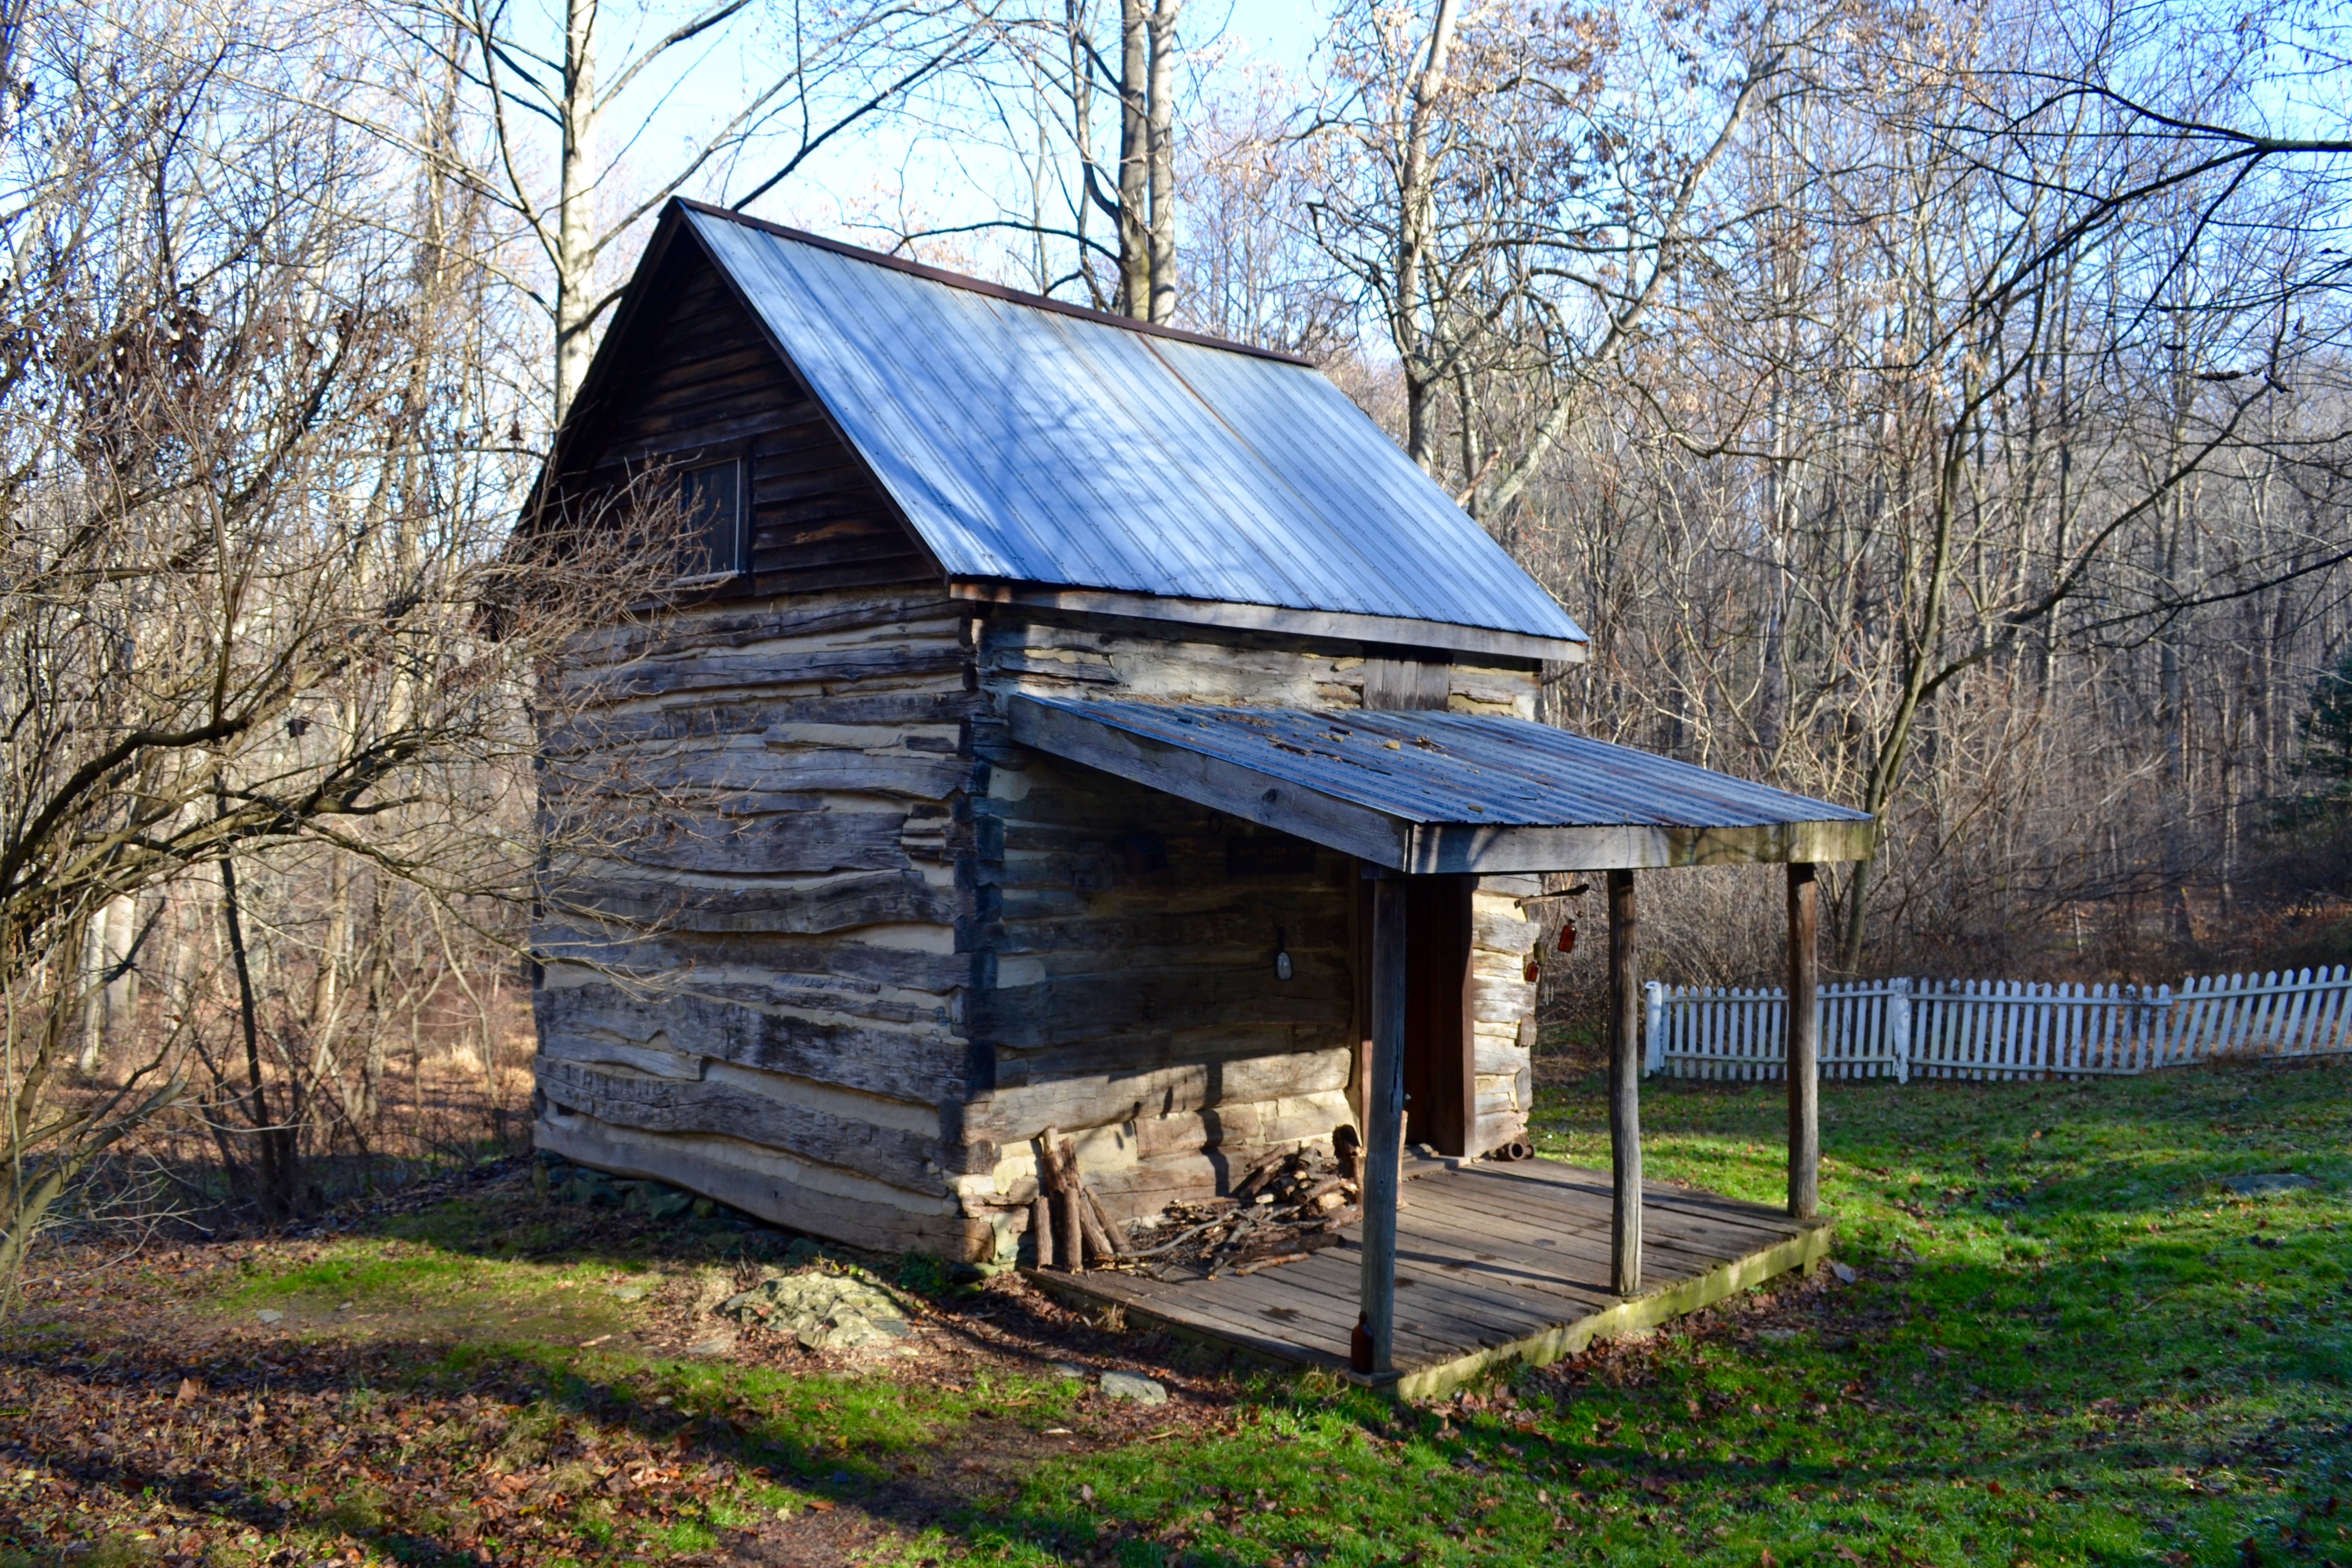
[527,199,1872,1358]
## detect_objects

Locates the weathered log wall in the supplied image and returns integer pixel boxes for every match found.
[535,594,1548,1258]
[949,611,1545,1222]
[953,724,1359,1227]
[1469,880,1541,1153]
[534,586,994,1259]
[530,228,1545,1258]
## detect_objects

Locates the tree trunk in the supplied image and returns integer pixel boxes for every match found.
[1393,0,1459,472]
[220,842,299,1224]
[1144,0,1180,323]
[553,0,602,419]
[75,909,105,1075]
[1115,0,1150,317]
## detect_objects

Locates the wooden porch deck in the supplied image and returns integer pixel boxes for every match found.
[1035,1158,1832,1400]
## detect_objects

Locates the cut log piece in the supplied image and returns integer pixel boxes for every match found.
[1031,1192,1056,1268]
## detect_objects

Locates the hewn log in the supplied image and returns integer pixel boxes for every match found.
[535,982,963,1103]
[534,927,969,994]
[566,593,961,668]
[570,643,964,701]
[535,1028,707,1082]
[606,807,914,876]
[536,1058,945,1194]
[542,691,975,752]
[970,967,1345,1051]
[964,1053,1351,1148]
[537,1107,989,1260]
[550,868,960,935]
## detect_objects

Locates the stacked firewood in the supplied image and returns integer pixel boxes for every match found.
[1030,1125,1130,1269]
[1116,1128,1364,1279]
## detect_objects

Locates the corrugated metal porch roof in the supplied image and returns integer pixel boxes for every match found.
[678,204,1587,653]
[1007,697,1873,874]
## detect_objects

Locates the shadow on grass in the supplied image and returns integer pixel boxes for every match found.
[26,1236,2352,1567]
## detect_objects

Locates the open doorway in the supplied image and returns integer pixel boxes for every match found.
[1400,875,1475,1156]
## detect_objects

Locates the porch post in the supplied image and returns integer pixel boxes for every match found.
[1786,862,1820,1220]
[1608,868,1641,1296]
[1355,871,1408,1378]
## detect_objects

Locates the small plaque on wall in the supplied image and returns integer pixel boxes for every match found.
[1227,836,1316,877]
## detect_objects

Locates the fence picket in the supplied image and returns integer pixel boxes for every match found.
[1646,961,2352,1082]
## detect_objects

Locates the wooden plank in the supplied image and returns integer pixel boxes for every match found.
[1480,1161,1803,1240]
[1034,1270,1356,1371]
[1039,1160,1833,1391]
[1407,1174,1790,1283]
[1383,1221,1834,1401]
[1400,1167,1780,1279]
[1400,1173,1726,1277]
[1241,1244,1562,1357]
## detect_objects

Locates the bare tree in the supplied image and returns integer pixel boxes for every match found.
[0,0,678,1277]
[401,0,986,416]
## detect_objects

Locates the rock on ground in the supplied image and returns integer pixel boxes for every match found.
[2220,1172,2315,1197]
[1098,1371,1167,1404]
[717,1271,912,1354]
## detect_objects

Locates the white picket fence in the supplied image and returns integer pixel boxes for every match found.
[1645,965,2352,1082]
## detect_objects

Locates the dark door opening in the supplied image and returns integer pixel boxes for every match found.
[1401,875,1475,1156]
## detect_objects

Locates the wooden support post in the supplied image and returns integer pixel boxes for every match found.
[1787,863,1821,1220]
[1608,868,1641,1297]
[1355,872,1408,1379]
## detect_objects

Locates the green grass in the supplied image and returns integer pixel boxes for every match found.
[22,1058,2352,1566]
[907,1061,2352,1565]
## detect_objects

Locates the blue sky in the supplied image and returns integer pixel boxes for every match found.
[589,1,1336,288]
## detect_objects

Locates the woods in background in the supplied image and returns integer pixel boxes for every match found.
[3,0,2350,1253]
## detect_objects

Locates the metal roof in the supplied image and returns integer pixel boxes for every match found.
[1007,697,1874,874]
[679,204,1588,652]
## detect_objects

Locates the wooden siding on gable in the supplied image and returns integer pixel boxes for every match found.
[565,239,934,599]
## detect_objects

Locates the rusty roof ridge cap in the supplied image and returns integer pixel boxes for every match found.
[679,199,1316,368]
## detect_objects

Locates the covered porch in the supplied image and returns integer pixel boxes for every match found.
[1037,1152,1830,1400]
[1007,696,1872,1388]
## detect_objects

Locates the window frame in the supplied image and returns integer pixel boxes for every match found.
[672,451,748,584]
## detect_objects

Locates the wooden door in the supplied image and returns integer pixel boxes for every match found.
[1401,875,1476,1155]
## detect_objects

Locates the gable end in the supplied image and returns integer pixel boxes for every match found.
[553,231,938,599]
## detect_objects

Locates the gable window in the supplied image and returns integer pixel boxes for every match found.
[676,457,744,579]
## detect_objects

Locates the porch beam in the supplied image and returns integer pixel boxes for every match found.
[1355,871,1408,1379]
[1786,862,1820,1220]
[1608,867,1641,1296]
